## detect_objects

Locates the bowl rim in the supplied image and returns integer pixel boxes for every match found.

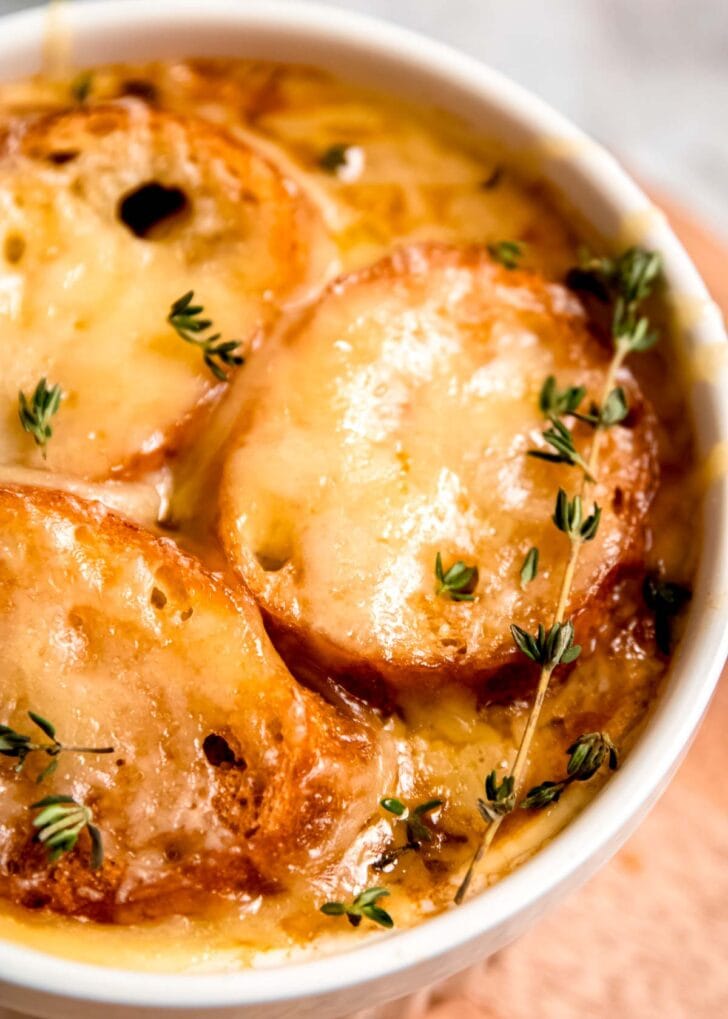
[0,0,727,1010]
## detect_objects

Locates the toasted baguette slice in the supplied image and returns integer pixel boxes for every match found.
[0,486,389,921]
[220,244,658,695]
[0,103,328,478]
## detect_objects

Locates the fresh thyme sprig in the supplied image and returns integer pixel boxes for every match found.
[320,887,393,929]
[568,247,662,356]
[552,489,601,542]
[528,418,595,481]
[488,240,523,270]
[643,574,692,655]
[167,291,244,382]
[521,732,619,808]
[478,771,515,823]
[510,620,581,668]
[18,379,62,458]
[31,794,104,869]
[454,247,662,905]
[375,796,442,869]
[0,711,114,783]
[539,376,586,420]
[435,552,478,602]
[539,375,628,430]
[478,733,618,815]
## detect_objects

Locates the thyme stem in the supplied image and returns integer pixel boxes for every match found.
[455,336,632,905]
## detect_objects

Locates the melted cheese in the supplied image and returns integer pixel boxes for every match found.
[0,103,331,478]
[221,245,657,690]
[0,59,700,971]
[0,485,392,921]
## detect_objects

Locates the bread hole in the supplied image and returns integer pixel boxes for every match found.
[268,720,284,744]
[153,564,189,605]
[255,551,290,572]
[202,733,247,771]
[119,79,158,103]
[150,586,167,609]
[248,494,295,573]
[4,233,25,264]
[117,181,190,239]
[22,893,51,911]
[180,607,193,622]
[46,150,79,166]
[613,486,624,514]
[243,826,260,840]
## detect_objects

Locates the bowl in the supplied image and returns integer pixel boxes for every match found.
[0,2,726,1017]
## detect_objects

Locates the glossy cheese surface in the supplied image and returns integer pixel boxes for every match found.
[221,245,657,691]
[0,485,391,921]
[0,103,328,478]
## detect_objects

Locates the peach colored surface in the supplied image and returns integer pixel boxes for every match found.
[399,199,728,1019]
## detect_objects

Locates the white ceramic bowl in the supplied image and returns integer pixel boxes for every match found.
[0,2,726,1017]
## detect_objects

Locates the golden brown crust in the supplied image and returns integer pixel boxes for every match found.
[0,103,328,479]
[220,243,659,696]
[0,485,390,921]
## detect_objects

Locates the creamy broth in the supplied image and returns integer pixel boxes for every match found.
[0,60,698,970]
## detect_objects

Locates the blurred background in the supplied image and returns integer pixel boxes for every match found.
[1,0,727,237]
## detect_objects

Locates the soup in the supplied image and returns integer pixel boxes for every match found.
[0,58,696,971]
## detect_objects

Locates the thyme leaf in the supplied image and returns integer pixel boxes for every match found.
[70,70,93,104]
[321,887,393,929]
[435,552,478,602]
[487,240,523,270]
[519,546,539,587]
[18,379,62,458]
[600,386,629,426]
[380,796,406,817]
[31,794,104,869]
